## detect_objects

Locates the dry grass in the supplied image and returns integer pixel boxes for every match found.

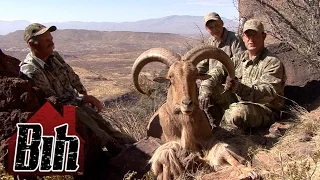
[102,100,150,141]
[254,104,320,180]
[0,140,12,180]
[101,73,168,141]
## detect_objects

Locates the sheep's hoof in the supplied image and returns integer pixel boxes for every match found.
[238,167,259,180]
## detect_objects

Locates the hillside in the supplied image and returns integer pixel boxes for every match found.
[0,29,200,60]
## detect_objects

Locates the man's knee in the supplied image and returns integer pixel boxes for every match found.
[223,103,247,128]
[223,103,274,129]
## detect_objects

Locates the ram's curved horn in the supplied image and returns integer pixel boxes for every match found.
[132,48,181,94]
[182,45,235,78]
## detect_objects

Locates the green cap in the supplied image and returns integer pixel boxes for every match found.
[243,19,264,33]
[204,12,221,25]
[24,23,57,42]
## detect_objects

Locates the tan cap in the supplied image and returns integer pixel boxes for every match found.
[243,19,264,33]
[24,23,57,42]
[204,12,221,25]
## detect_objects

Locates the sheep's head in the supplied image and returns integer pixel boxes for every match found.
[132,45,235,115]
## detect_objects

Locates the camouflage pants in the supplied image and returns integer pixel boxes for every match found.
[210,83,279,129]
[76,105,130,146]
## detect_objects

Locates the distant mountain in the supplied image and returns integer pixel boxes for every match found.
[0,29,201,60]
[0,20,30,35]
[0,15,238,35]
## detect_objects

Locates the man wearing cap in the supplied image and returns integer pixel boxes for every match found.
[197,12,245,74]
[198,12,246,126]
[199,19,286,130]
[19,23,132,158]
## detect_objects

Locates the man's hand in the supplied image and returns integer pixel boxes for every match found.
[82,95,103,112]
[224,76,240,93]
[198,93,210,110]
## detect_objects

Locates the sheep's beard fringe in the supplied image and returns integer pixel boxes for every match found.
[180,114,201,152]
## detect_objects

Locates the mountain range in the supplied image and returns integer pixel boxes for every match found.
[0,15,238,35]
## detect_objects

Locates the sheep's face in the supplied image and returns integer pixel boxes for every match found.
[167,61,198,115]
[154,60,211,115]
[167,61,199,115]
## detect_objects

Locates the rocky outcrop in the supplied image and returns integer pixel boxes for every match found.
[267,44,320,110]
[0,50,20,77]
[0,50,47,177]
[0,50,46,142]
[106,137,161,180]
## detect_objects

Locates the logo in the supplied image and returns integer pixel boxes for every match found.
[7,102,85,176]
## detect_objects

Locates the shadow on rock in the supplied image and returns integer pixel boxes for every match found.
[105,137,161,180]
[284,80,320,111]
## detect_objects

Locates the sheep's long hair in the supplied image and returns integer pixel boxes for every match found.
[149,141,184,179]
[149,141,209,179]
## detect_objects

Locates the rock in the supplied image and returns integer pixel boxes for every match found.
[201,166,244,180]
[0,51,47,142]
[268,121,294,137]
[105,136,162,180]
[0,49,20,77]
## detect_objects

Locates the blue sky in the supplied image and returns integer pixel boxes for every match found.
[0,0,239,23]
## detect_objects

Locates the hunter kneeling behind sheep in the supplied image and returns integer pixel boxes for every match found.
[198,19,287,130]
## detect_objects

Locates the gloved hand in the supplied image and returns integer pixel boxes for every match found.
[198,91,211,110]
[224,76,240,93]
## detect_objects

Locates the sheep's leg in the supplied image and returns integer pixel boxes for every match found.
[162,164,171,180]
[222,147,259,179]
[150,141,184,180]
[157,172,163,180]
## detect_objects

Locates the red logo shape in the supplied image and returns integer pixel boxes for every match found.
[7,102,85,176]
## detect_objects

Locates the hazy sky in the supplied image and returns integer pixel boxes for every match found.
[0,0,239,23]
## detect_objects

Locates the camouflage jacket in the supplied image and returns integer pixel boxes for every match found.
[200,48,287,111]
[19,51,86,106]
[197,28,245,74]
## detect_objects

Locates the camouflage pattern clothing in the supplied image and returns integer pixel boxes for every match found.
[19,51,126,150]
[200,48,286,129]
[20,51,86,105]
[197,28,245,74]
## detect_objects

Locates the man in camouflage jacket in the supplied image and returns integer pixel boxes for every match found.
[19,23,128,157]
[197,12,245,74]
[198,19,287,130]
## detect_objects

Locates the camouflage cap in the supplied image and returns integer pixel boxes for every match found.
[243,19,264,33]
[204,12,222,25]
[24,23,57,42]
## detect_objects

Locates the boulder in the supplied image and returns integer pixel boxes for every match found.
[267,43,320,110]
[0,50,46,142]
[105,137,161,180]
